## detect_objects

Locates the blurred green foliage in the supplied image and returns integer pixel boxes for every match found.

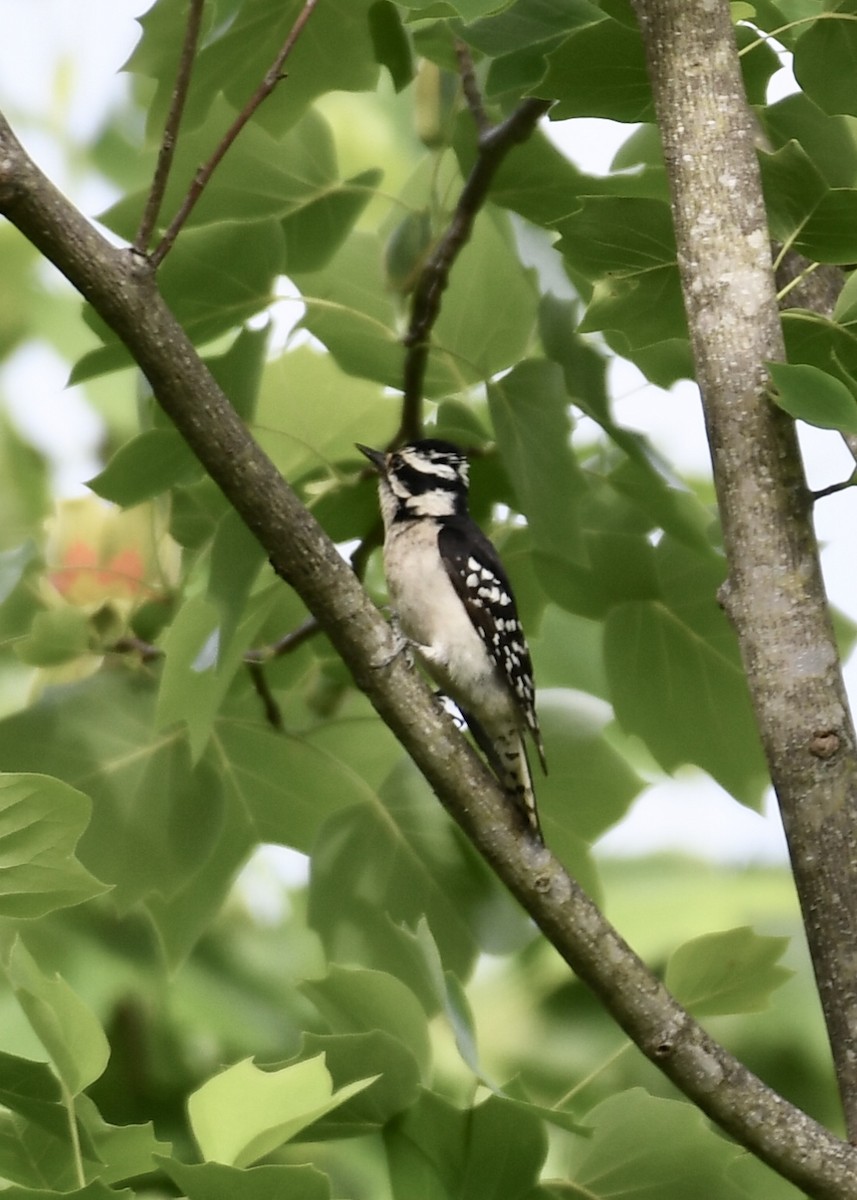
[0,0,853,1196]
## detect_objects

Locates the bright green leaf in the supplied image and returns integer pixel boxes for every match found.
[2,937,109,1097]
[0,774,108,918]
[188,1054,376,1167]
[768,361,857,434]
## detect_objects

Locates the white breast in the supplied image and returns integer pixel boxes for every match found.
[383,521,514,723]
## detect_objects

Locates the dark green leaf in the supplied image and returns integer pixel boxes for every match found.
[758,141,828,244]
[488,359,587,564]
[542,20,653,121]
[462,0,602,57]
[162,1158,331,1200]
[794,16,857,117]
[369,0,414,90]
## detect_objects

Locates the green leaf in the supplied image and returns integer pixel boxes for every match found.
[762,90,857,188]
[0,1185,132,1200]
[666,927,793,1017]
[369,1,414,92]
[791,188,857,262]
[0,774,108,919]
[385,1091,547,1200]
[542,19,653,121]
[188,1054,376,1167]
[207,509,268,651]
[129,0,379,138]
[2,937,109,1096]
[557,195,677,277]
[102,105,340,238]
[604,567,769,807]
[307,761,530,986]
[156,588,276,760]
[294,210,537,394]
[282,168,382,272]
[536,691,643,876]
[767,362,857,434]
[15,608,91,667]
[463,0,603,58]
[88,428,200,506]
[488,359,587,564]
[205,324,270,424]
[571,1090,749,1199]
[162,1158,331,1200]
[302,965,432,1082]
[254,344,395,482]
[0,1050,64,1138]
[72,221,283,382]
[758,141,828,244]
[794,16,857,117]
[297,1030,422,1134]
[556,196,686,348]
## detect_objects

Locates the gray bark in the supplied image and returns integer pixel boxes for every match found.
[631,0,857,1141]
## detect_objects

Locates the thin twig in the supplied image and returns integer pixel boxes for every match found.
[455,40,490,133]
[150,0,320,267]
[398,92,551,442]
[246,659,284,729]
[110,635,165,663]
[134,0,206,254]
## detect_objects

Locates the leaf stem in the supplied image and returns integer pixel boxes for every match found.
[62,1082,86,1189]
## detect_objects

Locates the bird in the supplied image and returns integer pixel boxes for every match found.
[357,438,546,841]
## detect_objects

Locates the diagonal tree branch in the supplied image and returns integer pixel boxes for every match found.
[631,0,857,1141]
[1,113,856,1198]
[149,0,320,267]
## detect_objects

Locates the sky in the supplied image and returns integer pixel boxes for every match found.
[1,1,851,868]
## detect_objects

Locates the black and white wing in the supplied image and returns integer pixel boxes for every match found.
[437,517,546,773]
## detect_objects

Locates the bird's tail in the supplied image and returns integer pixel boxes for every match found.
[461,711,543,843]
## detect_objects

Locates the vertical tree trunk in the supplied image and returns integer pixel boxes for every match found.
[631,0,857,1137]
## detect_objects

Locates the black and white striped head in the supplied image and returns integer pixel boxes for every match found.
[358,439,470,524]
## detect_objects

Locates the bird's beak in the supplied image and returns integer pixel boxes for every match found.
[356,443,387,473]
